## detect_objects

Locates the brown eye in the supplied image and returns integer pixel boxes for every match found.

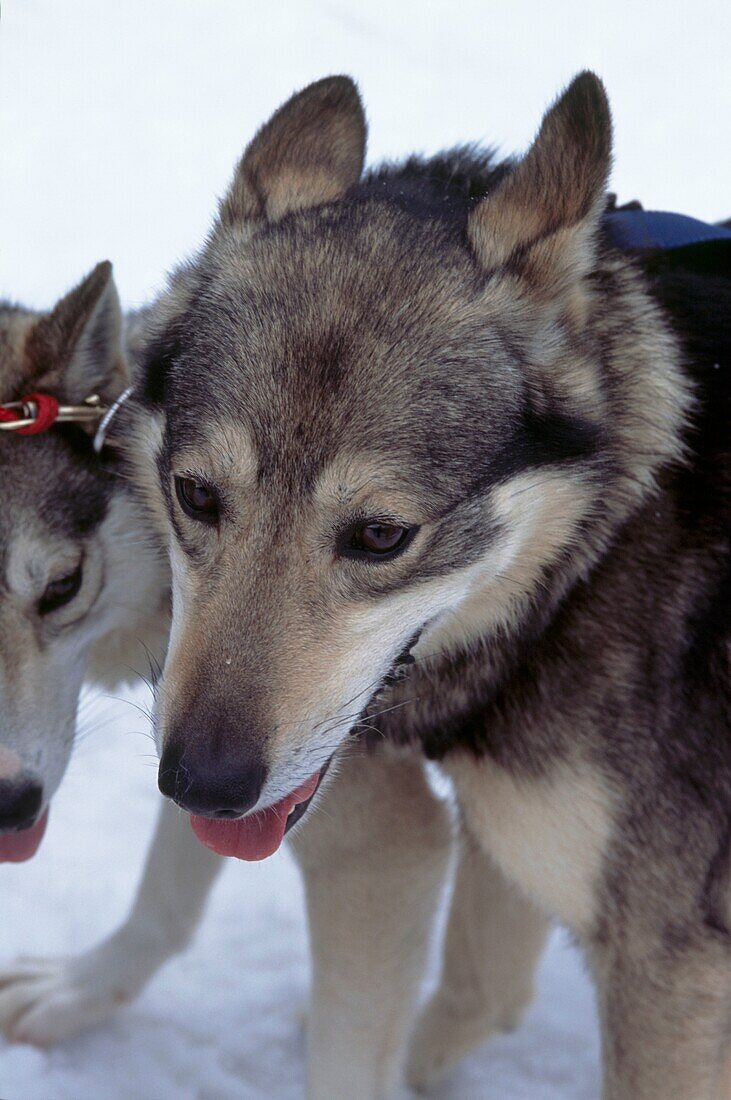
[345,521,415,560]
[38,563,83,616]
[175,476,219,523]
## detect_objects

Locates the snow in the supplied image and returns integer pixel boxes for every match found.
[0,1,727,1096]
[0,687,601,1100]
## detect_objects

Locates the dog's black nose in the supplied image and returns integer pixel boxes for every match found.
[0,779,43,832]
[157,747,267,819]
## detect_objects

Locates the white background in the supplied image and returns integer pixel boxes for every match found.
[0,2,728,1097]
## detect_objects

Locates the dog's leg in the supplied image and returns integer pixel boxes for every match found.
[289,743,452,1100]
[406,835,549,1090]
[0,797,221,1045]
[590,929,731,1100]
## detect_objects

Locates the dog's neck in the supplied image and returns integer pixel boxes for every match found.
[85,311,173,692]
[367,248,694,759]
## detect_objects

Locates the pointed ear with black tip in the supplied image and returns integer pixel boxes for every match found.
[468,72,612,299]
[28,261,129,406]
[219,75,367,227]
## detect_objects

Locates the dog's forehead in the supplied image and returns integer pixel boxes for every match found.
[0,432,112,559]
[214,203,477,331]
[189,204,481,373]
[164,205,522,487]
[0,304,110,533]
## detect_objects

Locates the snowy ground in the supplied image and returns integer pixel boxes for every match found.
[0,688,601,1100]
[0,1,728,1097]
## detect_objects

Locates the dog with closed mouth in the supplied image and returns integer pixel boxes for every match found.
[0,268,230,1044]
[123,69,731,1099]
[0,263,168,860]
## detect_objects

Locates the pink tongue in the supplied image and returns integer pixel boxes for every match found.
[190,771,321,861]
[0,810,48,863]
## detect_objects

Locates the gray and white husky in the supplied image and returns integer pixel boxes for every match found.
[122,71,729,1100]
[0,262,167,848]
[0,267,223,1042]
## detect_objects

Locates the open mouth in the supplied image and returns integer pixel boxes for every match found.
[0,809,49,864]
[189,764,330,862]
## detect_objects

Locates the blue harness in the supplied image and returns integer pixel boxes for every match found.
[604,208,731,253]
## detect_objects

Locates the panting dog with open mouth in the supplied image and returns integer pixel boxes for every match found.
[1,71,728,1099]
[0,215,502,1092]
[128,69,731,1100]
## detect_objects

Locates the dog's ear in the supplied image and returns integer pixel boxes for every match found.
[468,72,612,295]
[219,75,366,227]
[28,261,129,404]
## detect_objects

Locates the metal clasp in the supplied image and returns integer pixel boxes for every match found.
[0,394,108,432]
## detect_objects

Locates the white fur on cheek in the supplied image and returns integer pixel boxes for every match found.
[0,624,86,803]
[85,492,171,689]
[151,542,190,749]
[260,471,590,808]
[258,568,485,808]
[419,468,595,660]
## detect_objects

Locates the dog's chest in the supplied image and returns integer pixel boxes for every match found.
[446,752,614,932]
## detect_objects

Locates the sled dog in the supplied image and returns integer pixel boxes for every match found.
[0,269,223,1043]
[0,264,167,860]
[128,71,731,1099]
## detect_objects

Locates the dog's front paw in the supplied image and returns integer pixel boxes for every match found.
[0,956,131,1046]
[406,989,528,1092]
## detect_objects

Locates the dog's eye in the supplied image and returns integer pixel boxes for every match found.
[344,522,415,560]
[38,563,83,616]
[175,476,219,523]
